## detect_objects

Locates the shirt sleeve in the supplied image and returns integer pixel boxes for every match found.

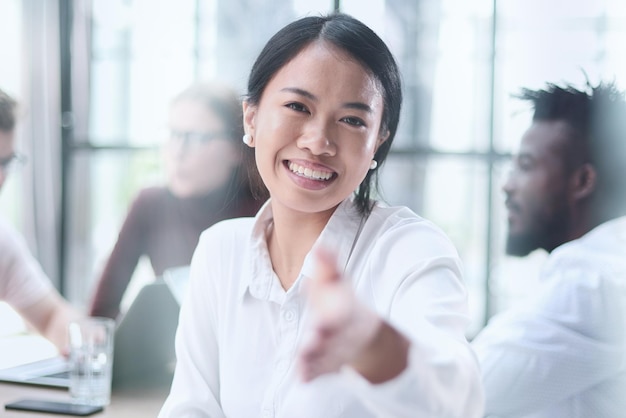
[0,219,53,310]
[472,267,626,417]
[347,246,484,417]
[299,215,483,418]
[158,231,225,418]
[89,190,152,319]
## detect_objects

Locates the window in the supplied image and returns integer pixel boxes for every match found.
[7,0,626,334]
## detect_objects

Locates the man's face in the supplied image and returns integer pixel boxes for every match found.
[0,129,16,191]
[503,120,574,256]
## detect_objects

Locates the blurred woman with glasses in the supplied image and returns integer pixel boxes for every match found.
[89,82,264,320]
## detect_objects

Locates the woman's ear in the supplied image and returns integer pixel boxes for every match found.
[374,129,390,154]
[242,101,257,146]
[571,163,597,201]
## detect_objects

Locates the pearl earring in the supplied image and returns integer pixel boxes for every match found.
[369,160,378,170]
[242,134,252,145]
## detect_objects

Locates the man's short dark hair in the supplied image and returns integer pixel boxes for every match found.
[517,81,626,212]
[0,88,17,132]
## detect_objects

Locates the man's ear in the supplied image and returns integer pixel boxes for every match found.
[242,101,257,146]
[570,163,597,200]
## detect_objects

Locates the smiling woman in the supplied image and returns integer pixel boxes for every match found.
[243,41,387,222]
[158,13,484,418]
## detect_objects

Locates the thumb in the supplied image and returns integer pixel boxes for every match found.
[312,248,341,286]
[307,248,347,321]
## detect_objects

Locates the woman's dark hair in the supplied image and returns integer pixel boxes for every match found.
[172,82,260,210]
[172,82,244,143]
[244,13,403,215]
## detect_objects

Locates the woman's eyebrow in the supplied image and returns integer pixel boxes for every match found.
[280,87,373,113]
[281,87,316,101]
[343,102,373,113]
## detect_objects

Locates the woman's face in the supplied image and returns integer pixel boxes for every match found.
[164,99,240,198]
[243,41,388,218]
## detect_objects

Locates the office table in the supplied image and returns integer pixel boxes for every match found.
[1,382,170,417]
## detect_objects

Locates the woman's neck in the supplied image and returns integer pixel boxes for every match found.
[267,203,337,290]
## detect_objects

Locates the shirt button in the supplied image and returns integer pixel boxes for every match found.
[283,310,296,322]
[262,409,272,418]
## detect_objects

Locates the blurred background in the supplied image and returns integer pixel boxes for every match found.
[1,0,625,337]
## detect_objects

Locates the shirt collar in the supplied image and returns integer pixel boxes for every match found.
[241,199,274,301]
[241,198,368,301]
[580,215,626,245]
[547,215,626,274]
[301,198,367,281]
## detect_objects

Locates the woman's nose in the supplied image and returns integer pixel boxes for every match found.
[296,122,336,156]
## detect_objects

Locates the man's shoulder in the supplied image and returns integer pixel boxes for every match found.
[0,216,25,250]
[547,221,626,280]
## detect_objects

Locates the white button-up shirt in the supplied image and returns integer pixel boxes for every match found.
[473,216,626,418]
[159,198,484,418]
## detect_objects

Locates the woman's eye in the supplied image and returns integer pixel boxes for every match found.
[341,116,365,127]
[286,102,308,113]
[515,156,533,172]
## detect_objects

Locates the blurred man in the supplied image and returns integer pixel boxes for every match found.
[472,82,626,418]
[0,87,80,353]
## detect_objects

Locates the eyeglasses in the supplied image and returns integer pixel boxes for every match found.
[0,153,26,173]
[168,130,227,147]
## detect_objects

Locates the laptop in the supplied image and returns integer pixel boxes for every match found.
[0,279,180,389]
[162,265,190,305]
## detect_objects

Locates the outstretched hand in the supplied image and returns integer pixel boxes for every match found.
[297,248,382,382]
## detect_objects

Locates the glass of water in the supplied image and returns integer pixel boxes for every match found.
[68,317,115,406]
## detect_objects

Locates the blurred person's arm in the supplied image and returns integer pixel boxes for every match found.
[18,290,81,355]
[89,189,153,319]
[0,217,82,353]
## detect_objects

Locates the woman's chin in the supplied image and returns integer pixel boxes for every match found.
[168,183,197,199]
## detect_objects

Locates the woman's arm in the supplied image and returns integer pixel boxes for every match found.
[158,234,224,418]
[298,249,410,384]
[89,192,151,319]
[298,245,484,418]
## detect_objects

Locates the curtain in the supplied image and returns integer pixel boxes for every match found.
[19,0,63,287]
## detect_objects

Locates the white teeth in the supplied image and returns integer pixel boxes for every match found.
[288,161,333,181]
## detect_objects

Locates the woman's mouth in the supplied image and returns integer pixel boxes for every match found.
[287,161,334,181]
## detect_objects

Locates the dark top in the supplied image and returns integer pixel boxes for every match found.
[89,185,263,319]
